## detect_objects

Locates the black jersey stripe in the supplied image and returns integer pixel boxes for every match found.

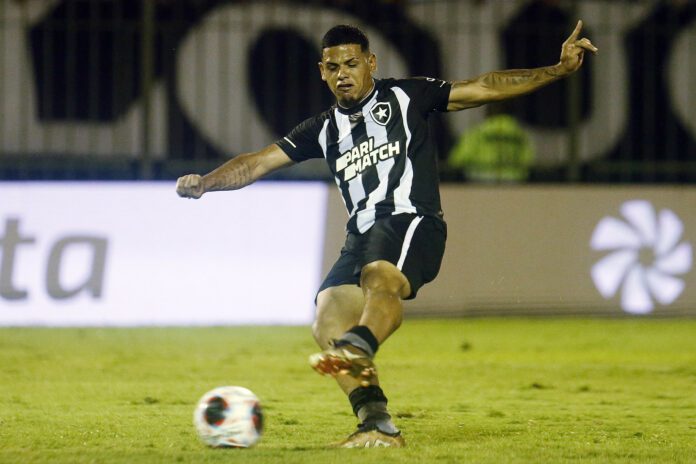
[389,86,417,215]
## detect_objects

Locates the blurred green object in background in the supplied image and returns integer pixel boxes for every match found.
[449,114,535,182]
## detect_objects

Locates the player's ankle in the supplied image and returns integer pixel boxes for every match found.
[334,325,379,358]
[351,389,400,435]
[350,385,390,418]
[372,419,400,435]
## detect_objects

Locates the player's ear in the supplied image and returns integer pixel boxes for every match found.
[368,53,377,73]
[318,61,327,81]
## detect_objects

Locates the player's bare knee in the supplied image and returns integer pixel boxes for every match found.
[360,261,409,298]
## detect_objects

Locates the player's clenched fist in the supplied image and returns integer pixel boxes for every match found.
[176,174,205,199]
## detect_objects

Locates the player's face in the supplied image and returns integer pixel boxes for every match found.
[319,44,376,107]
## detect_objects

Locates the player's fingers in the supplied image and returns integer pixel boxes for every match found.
[175,177,187,194]
[189,175,201,189]
[566,19,583,43]
[185,174,201,188]
[576,38,598,54]
[176,176,189,192]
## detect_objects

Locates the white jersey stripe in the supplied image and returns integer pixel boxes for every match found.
[397,216,423,270]
[317,118,330,158]
[391,87,417,215]
[356,90,394,232]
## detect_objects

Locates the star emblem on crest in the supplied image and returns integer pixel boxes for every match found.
[369,102,392,126]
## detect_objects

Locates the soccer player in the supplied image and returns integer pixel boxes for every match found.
[176,22,597,448]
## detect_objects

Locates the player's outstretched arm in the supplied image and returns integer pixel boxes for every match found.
[176,143,294,199]
[447,20,598,111]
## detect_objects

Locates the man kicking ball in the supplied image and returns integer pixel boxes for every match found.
[177,22,597,447]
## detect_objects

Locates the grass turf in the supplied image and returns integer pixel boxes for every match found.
[0,318,695,463]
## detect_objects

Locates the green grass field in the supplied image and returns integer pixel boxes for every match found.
[1,318,695,463]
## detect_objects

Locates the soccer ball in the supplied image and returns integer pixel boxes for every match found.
[193,386,264,448]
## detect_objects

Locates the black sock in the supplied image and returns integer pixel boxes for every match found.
[335,325,379,358]
[348,386,399,434]
[349,385,388,416]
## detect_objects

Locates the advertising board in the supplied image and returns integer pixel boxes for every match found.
[322,185,696,316]
[0,182,327,325]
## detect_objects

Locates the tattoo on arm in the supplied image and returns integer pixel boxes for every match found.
[449,64,567,110]
[479,66,562,91]
[206,160,254,191]
[480,66,561,87]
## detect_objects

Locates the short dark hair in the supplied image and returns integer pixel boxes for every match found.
[321,25,370,52]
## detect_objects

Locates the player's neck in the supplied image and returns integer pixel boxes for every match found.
[337,79,375,111]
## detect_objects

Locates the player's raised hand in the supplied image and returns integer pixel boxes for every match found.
[176,174,205,199]
[559,20,598,74]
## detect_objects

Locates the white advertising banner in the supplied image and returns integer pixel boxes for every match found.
[0,181,327,326]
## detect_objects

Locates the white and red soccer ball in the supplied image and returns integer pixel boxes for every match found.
[193,386,263,448]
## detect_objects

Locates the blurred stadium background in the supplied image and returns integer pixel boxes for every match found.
[1,0,695,325]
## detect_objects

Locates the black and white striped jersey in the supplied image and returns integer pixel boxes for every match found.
[276,77,452,234]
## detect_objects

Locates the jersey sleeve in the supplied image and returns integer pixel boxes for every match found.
[398,77,453,116]
[275,114,327,163]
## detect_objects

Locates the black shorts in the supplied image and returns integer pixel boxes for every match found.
[318,213,447,300]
